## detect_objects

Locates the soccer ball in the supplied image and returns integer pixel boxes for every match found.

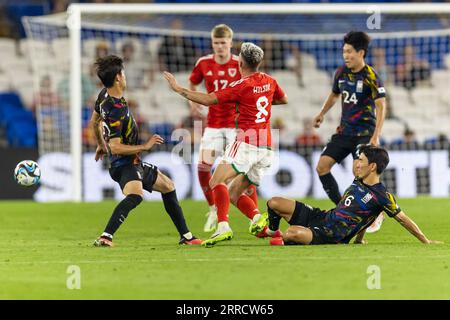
[14,160,41,187]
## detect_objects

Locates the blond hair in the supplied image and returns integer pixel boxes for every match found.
[211,24,233,39]
[240,42,264,69]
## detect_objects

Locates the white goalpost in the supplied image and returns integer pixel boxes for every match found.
[23,3,450,201]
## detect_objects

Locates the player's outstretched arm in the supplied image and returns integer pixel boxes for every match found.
[394,211,443,244]
[369,97,386,146]
[109,135,164,156]
[188,82,205,118]
[164,72,218,106]
[313,92,340,128]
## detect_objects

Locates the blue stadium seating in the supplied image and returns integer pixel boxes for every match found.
[0,92,37,147]
[150,123,176,145]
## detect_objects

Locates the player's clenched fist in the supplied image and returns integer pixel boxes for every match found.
[313,114,324,128]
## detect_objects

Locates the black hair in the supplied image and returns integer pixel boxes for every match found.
[344,31,370,58]
[359,144,390,175]
[94,55,124,88]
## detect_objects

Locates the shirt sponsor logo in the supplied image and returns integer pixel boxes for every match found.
[362,192,373,204]
[356,80,363,93]
[228,68,237,77]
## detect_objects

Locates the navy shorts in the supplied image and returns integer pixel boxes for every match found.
[109,162,158,192]
[289,201,335,245]
[321,134,371,163]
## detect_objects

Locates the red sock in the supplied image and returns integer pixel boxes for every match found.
[212,184,229,222]
[237,194,260,220]
[198,163,214,206]
[245,184,258,206]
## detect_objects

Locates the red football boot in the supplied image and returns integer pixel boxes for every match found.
[255,226,283,238]
[179,237,203,245]
[93,236,114,247]
[270,237,284,246]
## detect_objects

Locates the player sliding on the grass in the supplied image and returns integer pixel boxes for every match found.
[254,145,442,246]
[165,42,288,246]
[90,55,202,247]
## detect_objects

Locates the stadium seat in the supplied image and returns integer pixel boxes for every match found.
[0,91,36,147]
[20,39,49,55]
[0,77,11,92]
[445,54,450,69]
[0,92,24,110]
[114,37,145,62]
[6,119,37,147]
[83,38,114,60]
[52,38,71,64]
[382,119,406,142]
[149,123,175,144]
[0,38,16,57]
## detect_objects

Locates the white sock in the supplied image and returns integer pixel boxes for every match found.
[218,221,230,232]
[183,232,193,240]
[266,229,276,236]
[251,213,261,224]
[102,232,113,240]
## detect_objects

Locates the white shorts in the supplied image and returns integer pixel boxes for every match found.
[200,127,237,155]
[222,141,274,186]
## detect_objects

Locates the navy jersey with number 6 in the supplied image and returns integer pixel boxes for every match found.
[332,65,386,137]
[318,178,401,244]
[94,88,140,167]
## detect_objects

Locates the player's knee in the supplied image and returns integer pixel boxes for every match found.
[197,161,212,172]
[160,177,175,193]
[125,193,143,208]
[283,228,296,242]
[229,188,240,206]
[284,227,304,244]
[268,197,282,211]
[316,162,331,176]
[209,177,218,190]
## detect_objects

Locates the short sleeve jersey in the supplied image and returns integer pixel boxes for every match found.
[189,54,241,128]
[332,64,386,137]
[214,72,286,147]
[318,178,401,244]
[94,88,140,167]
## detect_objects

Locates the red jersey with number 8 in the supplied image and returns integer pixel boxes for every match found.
[189,54,241,128]
[215,72,286,147]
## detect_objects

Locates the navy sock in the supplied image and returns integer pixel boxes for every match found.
[162,190,189,237]
[104,194,142,237]
[267,202,282,232]
[319,173,341,205]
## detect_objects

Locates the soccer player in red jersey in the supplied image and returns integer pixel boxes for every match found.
[164,42,288,246]
[189,24,258,233]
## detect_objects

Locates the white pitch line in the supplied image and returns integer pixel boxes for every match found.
[0,255,449,265]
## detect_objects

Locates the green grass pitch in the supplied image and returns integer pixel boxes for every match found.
[0,197,449,299]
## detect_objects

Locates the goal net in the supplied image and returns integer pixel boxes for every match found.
[22,4,450,201]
